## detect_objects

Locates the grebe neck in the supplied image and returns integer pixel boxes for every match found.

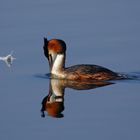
[51,54,66,75]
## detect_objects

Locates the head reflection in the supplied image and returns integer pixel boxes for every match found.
[41,79,65,118]
[41,79,113,118]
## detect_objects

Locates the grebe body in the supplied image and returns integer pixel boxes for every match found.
[43,38,123,81]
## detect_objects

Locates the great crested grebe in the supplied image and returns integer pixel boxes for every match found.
[43,37,124,81]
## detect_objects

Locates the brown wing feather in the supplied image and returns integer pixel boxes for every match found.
[65,64,119,80]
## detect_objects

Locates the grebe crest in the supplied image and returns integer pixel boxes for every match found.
[43,37,123,81]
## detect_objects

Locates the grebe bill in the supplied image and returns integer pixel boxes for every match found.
[43,37,123,81]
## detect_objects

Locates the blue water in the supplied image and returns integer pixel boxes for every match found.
[0,0,140,140]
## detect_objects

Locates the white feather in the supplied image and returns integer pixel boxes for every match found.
[51,54,65,77]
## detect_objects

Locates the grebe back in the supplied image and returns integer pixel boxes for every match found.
[43,37,123,81]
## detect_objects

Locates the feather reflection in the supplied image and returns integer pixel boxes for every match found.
[41,79,114,118]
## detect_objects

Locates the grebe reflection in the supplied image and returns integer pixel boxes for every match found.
[41,79,65,118]
[43,37,125,81]
[41,79,113,118]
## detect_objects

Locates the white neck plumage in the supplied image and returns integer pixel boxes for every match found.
[51,54,65,76]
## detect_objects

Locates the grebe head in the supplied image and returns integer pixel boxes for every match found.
[43,37,66,71]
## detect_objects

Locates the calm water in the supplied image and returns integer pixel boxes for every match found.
[0,0,140,140]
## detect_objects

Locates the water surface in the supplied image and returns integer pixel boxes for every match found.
[0,0,140,140]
